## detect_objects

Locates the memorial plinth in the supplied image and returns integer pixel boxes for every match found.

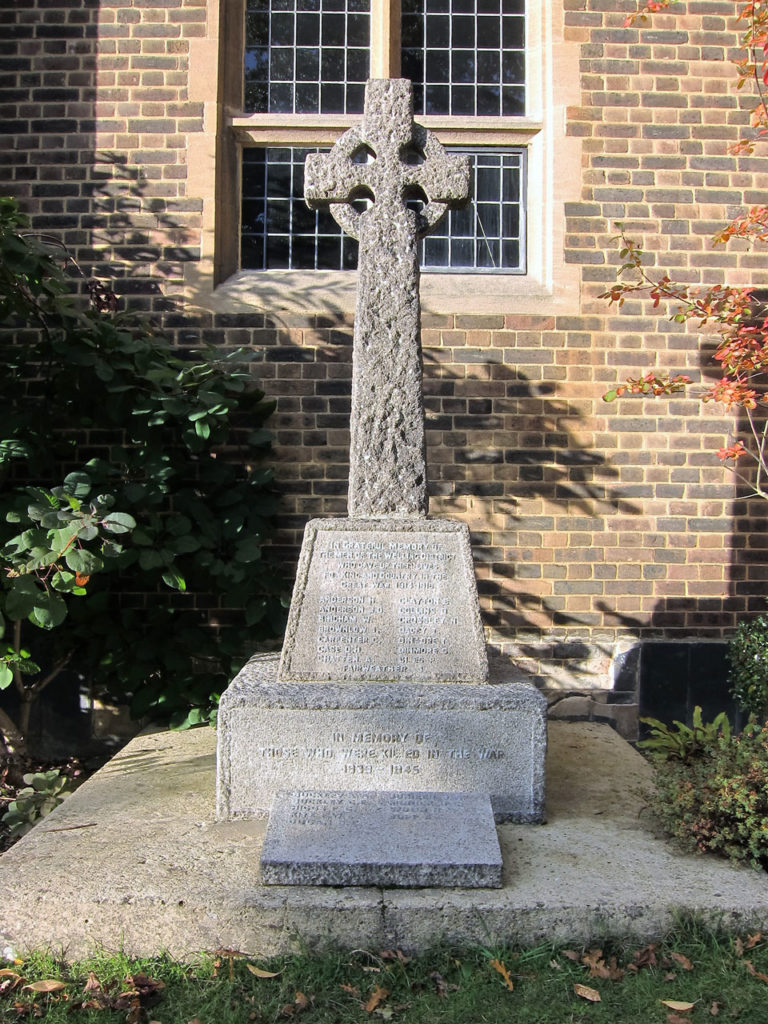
[216,80,547,889]
[217,657,546,823]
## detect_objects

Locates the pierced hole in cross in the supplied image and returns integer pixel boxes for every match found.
[403,183,429,215]
[400,145,426,165]
[351,143,375,164]
[349,183,374,212]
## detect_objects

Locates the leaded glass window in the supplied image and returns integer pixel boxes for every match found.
[239,0,528,274]
[244,0,370,114]
[402,0,525,117]
[242,147,525,272]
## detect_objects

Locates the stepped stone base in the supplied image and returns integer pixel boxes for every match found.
[216,654,547,824]
[260,790,503,888]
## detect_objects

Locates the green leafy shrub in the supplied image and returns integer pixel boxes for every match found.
[0,196,286,745]
[728,615,768,720]
[643,712,768,870]
[1,769,69,837]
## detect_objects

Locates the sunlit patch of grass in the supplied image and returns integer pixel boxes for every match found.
[3,925,768,1023]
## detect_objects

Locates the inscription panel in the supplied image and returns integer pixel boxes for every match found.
[227,706,542,821]
[279,522,487,682]
[260,789,503,888]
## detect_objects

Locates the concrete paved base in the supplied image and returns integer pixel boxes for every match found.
[2,722,768,960]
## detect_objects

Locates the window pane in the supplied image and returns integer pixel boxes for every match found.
[244,0,370,114]
[241,147,526,274]
[402,0,525,117]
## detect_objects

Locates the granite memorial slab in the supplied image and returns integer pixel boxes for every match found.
[278,518,488,684]
[260,790,503,888]
[216,656,547,823]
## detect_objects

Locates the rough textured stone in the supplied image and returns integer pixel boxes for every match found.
[216,655,547,823]
[260,790,503,888]
[305,80,469,518]
[278,518,488,683]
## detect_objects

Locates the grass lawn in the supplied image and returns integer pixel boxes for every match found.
[2,922,768,1023]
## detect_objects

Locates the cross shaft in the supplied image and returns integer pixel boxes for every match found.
[305,79,470,518]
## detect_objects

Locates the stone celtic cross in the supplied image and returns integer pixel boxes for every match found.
[305,79,470,518]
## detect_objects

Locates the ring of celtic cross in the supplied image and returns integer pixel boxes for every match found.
[318,123,459,242]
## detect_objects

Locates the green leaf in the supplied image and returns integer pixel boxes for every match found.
[124,483,147,503]
[64,548,102,575]
[4,578,40,620]
[171,534,200,554]
[235,536,263,563]
[138,549,166,571]
[602,390,617,403]
[62,472,92,499]
[0,663,12,690]
[29,592,68,629]
[101,512,136,534]
[161,570,187,591]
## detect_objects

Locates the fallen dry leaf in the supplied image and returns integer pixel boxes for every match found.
[0,971,22,995]
[667,1015,691,1024]
[246,965,281,979]
[630,944,658,971]
[710,1002,721,1016]
[373,1008,394,1020]
[581,949,623,981]
[380,949,411,965]
[187,1019,203,1024]
[429,971,448,999]
[574,983,601,1002]
[669,952,694,971]
[561,949,581,962]
[663,972,677,982]
[745,960,768,984]
[549,959,561,970]
[661,1000,696,1011]
[340,983,360,998]
[23,980,67,994]
[83,972,101,993]
[735,937,745,958]
[279,991,311,1018]
[746,932,763,949]
[489,959,514,992]
[364,985,389,1013]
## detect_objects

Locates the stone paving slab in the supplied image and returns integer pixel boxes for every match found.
[260,790,502,888]
[2,722,768,961]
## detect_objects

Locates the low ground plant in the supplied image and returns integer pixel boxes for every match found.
[640,711,768,869]
[2,926,768,1023]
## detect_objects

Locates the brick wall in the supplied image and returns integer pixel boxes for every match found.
[2,0,766,701]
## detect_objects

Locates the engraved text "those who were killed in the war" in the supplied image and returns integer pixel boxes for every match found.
[255,731,506,777]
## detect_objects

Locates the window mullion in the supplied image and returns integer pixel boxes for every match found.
[370,0,400,78]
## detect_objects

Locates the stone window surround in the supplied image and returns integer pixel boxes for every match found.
[186,0,582,316]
